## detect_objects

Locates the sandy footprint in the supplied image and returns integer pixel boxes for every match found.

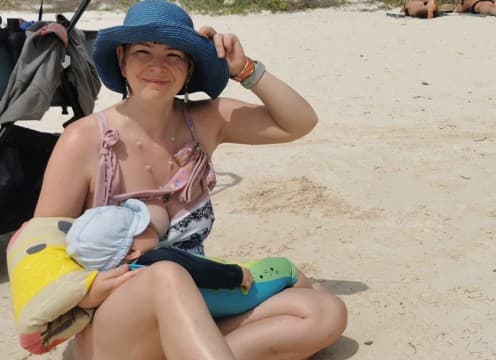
[235,176,384,220]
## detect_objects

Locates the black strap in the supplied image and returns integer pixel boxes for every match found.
[67,0,92,33]
[38,0,44,21]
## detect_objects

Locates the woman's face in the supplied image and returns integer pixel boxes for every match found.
[117,42,191,100]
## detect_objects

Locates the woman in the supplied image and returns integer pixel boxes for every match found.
[456,0,496,15]
[403,0,439,18]
[34,0,347,359]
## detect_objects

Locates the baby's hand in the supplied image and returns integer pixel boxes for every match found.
[240,266,253,291]
[124,247,143,262]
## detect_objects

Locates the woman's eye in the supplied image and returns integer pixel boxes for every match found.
[167,53,185,60]
[131,47,150,56]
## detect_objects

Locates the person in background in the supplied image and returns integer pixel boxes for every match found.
[403,0,439,18]
[456,0,496,15]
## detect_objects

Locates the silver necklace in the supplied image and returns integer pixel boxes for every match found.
[133,114,176,190]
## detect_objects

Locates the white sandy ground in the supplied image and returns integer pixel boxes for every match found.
[1,5,496,360]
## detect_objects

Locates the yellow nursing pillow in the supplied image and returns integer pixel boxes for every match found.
[7,217,97,354]
[7,217,299,354]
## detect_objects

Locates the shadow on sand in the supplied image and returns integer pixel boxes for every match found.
[313,336,360,360]
[210,171,242,196]
[308,278,365,359]
[0,232,12,284]
[312,278,368,296]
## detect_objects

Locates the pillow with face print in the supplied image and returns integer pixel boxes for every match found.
[7,217,97,354]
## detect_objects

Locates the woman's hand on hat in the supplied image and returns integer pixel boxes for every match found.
[78,264,143,309]
[198,25,247,78]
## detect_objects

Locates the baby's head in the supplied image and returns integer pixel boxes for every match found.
[66,199,150,271]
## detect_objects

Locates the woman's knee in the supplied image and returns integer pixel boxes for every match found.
[322,292,348,336]
[146,261,194,289]
[303,290,348,346]
[94,263,190,314]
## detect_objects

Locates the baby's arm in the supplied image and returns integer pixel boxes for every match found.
[134,247,253,290]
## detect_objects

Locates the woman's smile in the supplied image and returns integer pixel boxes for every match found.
[142,77,172,86]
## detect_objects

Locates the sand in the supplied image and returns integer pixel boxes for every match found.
[1,5,495,360]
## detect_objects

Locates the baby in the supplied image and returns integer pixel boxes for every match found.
[66,199,253,290]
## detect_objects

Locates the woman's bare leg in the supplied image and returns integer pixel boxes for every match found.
[217,281,347,360]
[404,0,438,18]
[473,1,496,15]
[73,262,235,360]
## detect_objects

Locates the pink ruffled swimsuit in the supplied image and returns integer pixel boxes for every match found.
[92,106,216,255]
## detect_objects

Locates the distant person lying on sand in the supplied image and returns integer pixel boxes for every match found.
[403,0,439,18]
[403,0,439,17]
[457,0,496,15]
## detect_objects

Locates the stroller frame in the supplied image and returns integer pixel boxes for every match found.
[0,0,97,235]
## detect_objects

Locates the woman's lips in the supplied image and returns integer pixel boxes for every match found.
[143,78,171,85]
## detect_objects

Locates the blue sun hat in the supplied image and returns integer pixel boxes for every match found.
[66,199,151,271]
[93,0,229,98]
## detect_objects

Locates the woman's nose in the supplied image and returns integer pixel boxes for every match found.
[148,58,169,70]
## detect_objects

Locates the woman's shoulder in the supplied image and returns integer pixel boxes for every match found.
[57,113,102,152]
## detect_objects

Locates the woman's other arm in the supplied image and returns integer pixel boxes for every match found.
[33,116,141,309]
[34,117,98,217]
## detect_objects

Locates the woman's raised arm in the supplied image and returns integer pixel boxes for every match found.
[198,26,318,146]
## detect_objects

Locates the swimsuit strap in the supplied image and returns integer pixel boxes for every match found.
[93,111,121,206]
[106,103,216,205]
[181,102,200,143]
[173,103,216,201]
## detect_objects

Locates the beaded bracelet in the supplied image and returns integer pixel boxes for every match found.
[231,57,255,82]
[231,57,266,89]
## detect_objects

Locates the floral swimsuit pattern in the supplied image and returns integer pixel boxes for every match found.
[93,104,216,254]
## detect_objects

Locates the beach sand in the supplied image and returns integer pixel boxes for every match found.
[1,5,495,360]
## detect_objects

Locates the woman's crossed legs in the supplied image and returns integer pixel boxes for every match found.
[73,262,347,360]
[219,282,347,360]
[74,262,236,360]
